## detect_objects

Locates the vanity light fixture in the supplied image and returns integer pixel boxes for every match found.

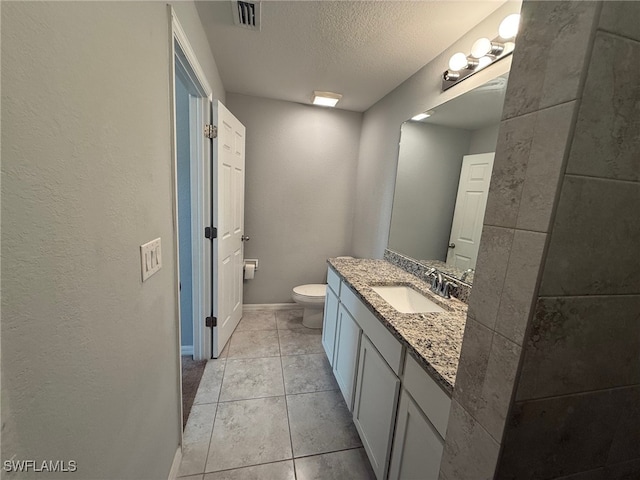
[312,91,342,107]
[499,13,521,40]
[442,13,520,91]
[411,110,434,121]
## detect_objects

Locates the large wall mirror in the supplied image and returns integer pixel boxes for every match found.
[388,74,509,285]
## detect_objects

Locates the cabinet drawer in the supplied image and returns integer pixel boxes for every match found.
[341,285,404,375]
[403,354,451,438]
[327,266,341,297]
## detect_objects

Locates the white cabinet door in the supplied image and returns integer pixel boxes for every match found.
[333,304,361,411]
[353,335,401,480]
[388,390,444,480]
[322,285,340,366]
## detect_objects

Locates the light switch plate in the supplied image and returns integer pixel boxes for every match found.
[140,237,162,282]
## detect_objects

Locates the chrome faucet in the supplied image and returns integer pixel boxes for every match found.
[425,268,455,299]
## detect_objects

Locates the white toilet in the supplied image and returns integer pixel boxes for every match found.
[292,284,327,329]
[292,256,353,329]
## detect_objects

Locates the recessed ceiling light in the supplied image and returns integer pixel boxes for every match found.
[312,91,342,107]
[411,110,434,121]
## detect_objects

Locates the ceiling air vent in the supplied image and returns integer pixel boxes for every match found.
[231,1,261,31]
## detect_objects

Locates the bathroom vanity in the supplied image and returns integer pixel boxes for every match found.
[322,257,468,480]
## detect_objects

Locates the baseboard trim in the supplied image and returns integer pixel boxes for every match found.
[243,303,300,311]
[168,446,182,480]
[181,345,194,356]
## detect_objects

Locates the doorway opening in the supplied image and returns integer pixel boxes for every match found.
[170,9,214,431]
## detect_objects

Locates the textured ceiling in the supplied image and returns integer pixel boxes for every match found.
[196,1,506,112]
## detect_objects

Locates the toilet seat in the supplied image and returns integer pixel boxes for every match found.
[292,284,326,305]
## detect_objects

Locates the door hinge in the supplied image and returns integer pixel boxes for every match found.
[205,316,217,328]
[204,124,217,139]
[205,226,217,239]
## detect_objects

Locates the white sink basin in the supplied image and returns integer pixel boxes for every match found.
[371,285,445,314]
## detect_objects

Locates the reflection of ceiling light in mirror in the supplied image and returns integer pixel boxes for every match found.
[499,14,520,40]
[312,91,342,107]
[411,110,434,121]
[448,52,469,71]
[477,56,493,69]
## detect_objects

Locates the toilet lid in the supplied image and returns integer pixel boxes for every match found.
[293,284,326,298]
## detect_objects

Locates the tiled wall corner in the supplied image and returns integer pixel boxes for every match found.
[498,1,640,478]
[442,1,606,479]
[483,114,535,228]
[494,230,546,346]
[514,102,576,233]
[439,400,500,480]
[501,0,601,120]
[453,324,521,442]
[466,226,514,330]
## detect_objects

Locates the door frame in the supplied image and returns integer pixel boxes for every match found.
[169,8,213,364]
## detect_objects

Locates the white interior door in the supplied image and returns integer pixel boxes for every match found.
[446,152,494,271]
[211,100,245,358]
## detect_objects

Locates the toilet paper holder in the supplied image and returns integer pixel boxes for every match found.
[244,259,259,270]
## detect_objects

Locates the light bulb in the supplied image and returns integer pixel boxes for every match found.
[499,14,520,40]
[471,38,492,58]
[448,52,469,71]
[477,56,493,69]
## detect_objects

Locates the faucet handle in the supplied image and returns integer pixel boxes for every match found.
[461,268,474,282]
[441,280,457,299]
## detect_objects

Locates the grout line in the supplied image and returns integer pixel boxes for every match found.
[200,336,230,475]
[563,172,639,185]
[292,445,364,460]
[538,293,640,299]
[202,457,296,476]
[285,387,341,397]
[514,383,640,404]
[278,330,298,480]
[595,28,640,48]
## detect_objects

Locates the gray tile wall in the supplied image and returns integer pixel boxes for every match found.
[440,1,640,479]
[497,2,640,477]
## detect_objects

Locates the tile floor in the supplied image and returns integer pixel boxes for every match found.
[178,308,375,480]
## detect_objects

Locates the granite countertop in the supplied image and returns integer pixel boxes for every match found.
[328,257,468,394]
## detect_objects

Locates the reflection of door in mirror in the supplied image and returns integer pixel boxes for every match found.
[446,153,494,270]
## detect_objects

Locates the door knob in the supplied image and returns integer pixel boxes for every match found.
[448,243,456,249]
[241,235,250,242]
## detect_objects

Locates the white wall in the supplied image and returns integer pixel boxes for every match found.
[1,2,224,478]
[226,94,362,304]
[351,2,521,258]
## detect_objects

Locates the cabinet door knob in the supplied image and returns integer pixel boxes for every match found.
[241,235,250,242]
[448,243,456,249]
